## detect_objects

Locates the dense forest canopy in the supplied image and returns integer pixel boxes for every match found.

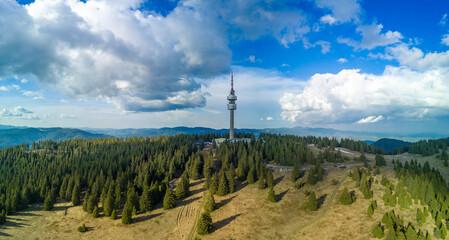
[0,133,383,224]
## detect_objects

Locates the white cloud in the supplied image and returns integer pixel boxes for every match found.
[320,14,337,25]
[15,106,33,113]
[303,39,331,54]
[22,90,44,99]
[338,23,403,50]
[314,0,361,24]
[59,114,77,119]
[249,55,255,63]
[0,84,20,91]
[0,0,315,112]
[337,58,347,63]
[440,13,448,25]
[266,116,273,121]
[21,114,40,120]
[0,108,22,117]
[281,64,290,67]
[20,79,28,84]
[280,66,449,124]
[442,34,449,46]
[367,52,394,60]
[356,115,384,124]
[386,44,449,71]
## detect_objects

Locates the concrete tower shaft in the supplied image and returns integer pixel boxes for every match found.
[227,72,237,140]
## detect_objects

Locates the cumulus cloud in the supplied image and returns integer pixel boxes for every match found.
[266,116,273,121]
[22,90,44,99]
[0,0,317,112]
[0,106,37,120]
[0,84,20,91]
[315,0,361,24]
[338,23,403,50]
[280,65,449,124]
[15,106,33,113]
[442,34,449,46]
[356,115,384,124]
[303,39,331,54]
[337,58,347,63]
[386,44,449,71]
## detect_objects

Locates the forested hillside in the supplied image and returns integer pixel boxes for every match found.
[0,133,378,225]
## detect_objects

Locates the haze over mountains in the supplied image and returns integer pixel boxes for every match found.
[0,124,446,149]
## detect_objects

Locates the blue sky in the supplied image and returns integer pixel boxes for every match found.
[1,0,449,134]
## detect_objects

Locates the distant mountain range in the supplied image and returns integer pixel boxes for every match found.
[0,125,447,149]
[0,127,110,149]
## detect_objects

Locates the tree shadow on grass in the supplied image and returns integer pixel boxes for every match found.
[235,181,248,192]
[0,231,12,237]
[274,176,284,186]
[216,195,236,210]
[299,170,306,178]
[277,189,289,202]
[213,213,242,231]
[317,194,327,209]
[190,180,205,187]
[13,211,41,217]
[133,212,163,223]
[190,188,205,196]
[177,197,201,207]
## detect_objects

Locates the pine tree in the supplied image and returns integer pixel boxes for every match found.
[440,222,447,239]
[115,183,122,209]
[291,165,300,182]
[103,187,115,217]
[111,209,117,220]
[92,206,99,218]
[0,210,6,224]
[210,173,218,195]
[163,188,176,210]
[140,184,152,213]
[258,172,267,189]
[417,208,424,225]
[175,173,190,199]
[43,192,54,211]
[227,166,236,194]
[197,212,213,235]
[87,194,98,213]
[77,223,87,233]
[121,200,133,224]
[247,166,256,184]
[372,224,384,239]
[267,187,276,203]
[367,204,374,216]
[338,187,355,205]
[307,191,318,211]
[267,171,274,188]
[217,171,230,196]
[72,183,81,206]
[204,192,216,212]
[405,225,418,240]
[82,192,89,212]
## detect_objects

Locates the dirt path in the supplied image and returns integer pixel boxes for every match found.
[287,174,349,240]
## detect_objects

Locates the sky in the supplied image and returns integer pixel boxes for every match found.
[1,0,449,134]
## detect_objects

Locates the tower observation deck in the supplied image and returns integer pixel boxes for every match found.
[227,72,237,140]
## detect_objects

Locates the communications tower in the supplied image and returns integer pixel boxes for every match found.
[227,72,237,140]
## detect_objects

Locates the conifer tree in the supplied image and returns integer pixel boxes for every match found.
[440,222,447,239]
[371,224,384,239]
[0,210,6,224]
[121,200,132,224]
[217,171,230,196]
[140,184,152,213]
[367,204,374,216]
[111,209,117,220]
[267,171,274,188]
[87,194,98,213]
[291,165,300,182]
[307,191,318,211]
[247,166,256,184]
[204,192,216,212]
[72,183,81,206]
[103,187,115,217]
[92,206,99,218]
[115,183,122,209]
[258,172,267,189]
[338,187,355,205]
[176,173,190,199]
[197,212,213,235]
[82,192,89,212]
[77,223,87,233]
[405,225,418,240]
[210,173,219,195]
[43,192,54,211]
[227,166,236,193]
[267,187,276,203]
[163,187,176,210]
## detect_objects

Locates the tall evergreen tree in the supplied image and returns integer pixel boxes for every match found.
[267,171,274,188]
[217,171,230,196]
[121,200,133,224]
[140,184,152,213]
[43,192,54,211]
[267,187,276,203]
[291,165,300,182]
[103,186,115,217]
[197,212,213,235]
[71,183,81,206]
[163,188,176,210]
[204,192,216,213]
[307,191,318,211]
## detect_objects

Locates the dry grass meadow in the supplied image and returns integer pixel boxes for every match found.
[1,148,447,240]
